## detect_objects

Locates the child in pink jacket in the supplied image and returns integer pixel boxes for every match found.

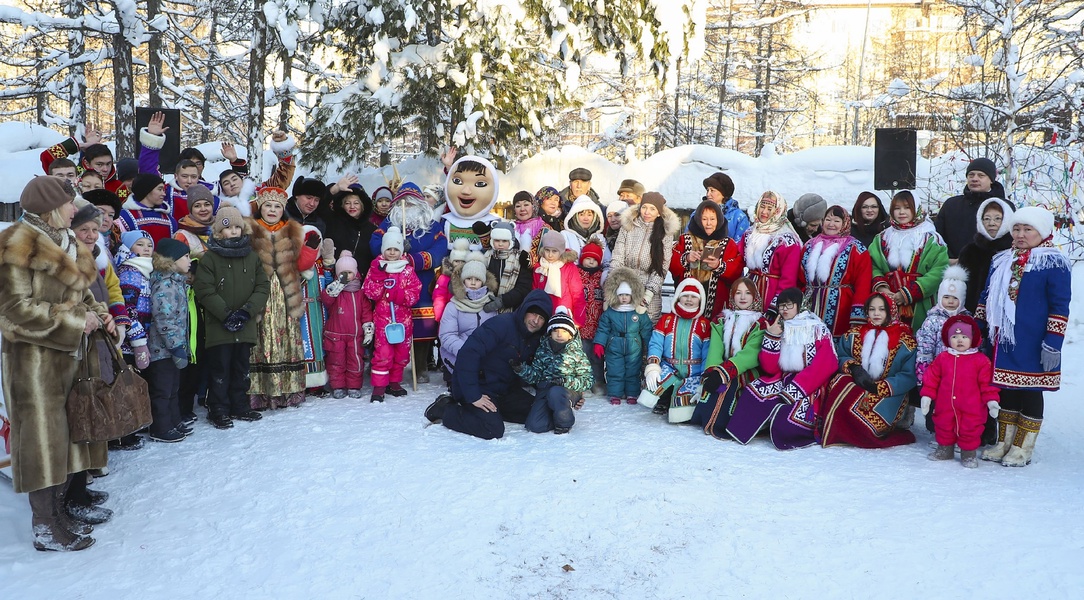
[532,230,585,326]
[920,314,1000,468]
[362,227,422,403]
[320,250,374,399]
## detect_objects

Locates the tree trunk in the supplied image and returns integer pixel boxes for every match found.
[714,8,734,147]
[112,31,136,158]
[35,46,46,126]
[66,0,85,135]
[277,46,292,131]
[200,10,218,143]
[248,0,269,175]
[147,0,163,108]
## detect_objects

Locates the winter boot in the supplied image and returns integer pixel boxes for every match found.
[231,410,263,422]
[386,383,408,397]
[897,405,916,430]
[149,427,186,443]
[626,396,637,405]
[553,426,571,435]
[332,389,347,399]
[425,393,453,423]
[31,486,94,552]
[84,488,109,507]
[55,480,93,536]
[982,410,1019,462]
[960,450,979,468]
[66,499,113,525]
[609,397,622,405]
[1001,415,1042,467]
[927,444,954,461]
[348,389,362,399]
[209,412,234,429]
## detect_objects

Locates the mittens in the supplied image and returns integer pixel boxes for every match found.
[1041,343,1061,371]
[170,347,188,370]
[593,344,605,359]
[363,322,374,345]
[987,400,999,418]
[637,289,654,315]
[700,367,725,394]
[304,231,321,249]
[223,308,251,333]
[326,281,345,297]
[644,363,662,393]
[849,364,878,394]
[920,396,932,416]
[320,239,336,265]
[483,297,503,313]
[134,345,150,370]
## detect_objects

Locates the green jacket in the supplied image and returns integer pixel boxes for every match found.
[868,226,948,331]
[516,333,594,393]
[704,314,764,385]
[193,238,269,348]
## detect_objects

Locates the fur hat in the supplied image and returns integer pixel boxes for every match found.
[616,282,633,296]
[120,229,152,251]
[673,278,706,319]
[937,265,968,303]
[703,172,734,198]
[568,167,592,182]
[461,253,488,282]
[186,184,216,210]
[155,237,190,262]
[131,173,165,202]
[966,157,997,182]
[640,191,666,213]
[71,199,101,229]
[256,186,289,209]
[541,230,565,251]
[975,197,1014,241]
[382,226,405,253]
[793,193,828,227]
[490,221,515,242]
[20,176,75,215]
[335,250,358,275]
[617,179,645,197]
[84,188,123,215]
[580,241,604,265]
[547,306,578,336]
[564,195,603,230]
[1010,206,1054,240]
[292,176,326,198]
[213,206,244,237]
[422,184,443,205]
[115,157,139,182]
[606,202,628,216]
[449,238,471,262]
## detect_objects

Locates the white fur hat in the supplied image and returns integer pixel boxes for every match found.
[491,221,515,242]
[1010,206,1054,240]
[461,252,488,282]
[381,226,405,253]
[937,264,968,303]
[449,238,471,262]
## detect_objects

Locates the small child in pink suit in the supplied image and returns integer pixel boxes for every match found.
[920,314,1000,468]
[362,227,422,403]
[320,250,374,399]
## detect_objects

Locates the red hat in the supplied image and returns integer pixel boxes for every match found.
[941,314,981,348]
[580,242,604,265]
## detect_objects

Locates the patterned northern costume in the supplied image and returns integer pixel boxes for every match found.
[737,194,801,307]
[645,279,712,424]
[869,201,948,330]
[798,208,872,336]
[299,226,331,389]
[670,200,744,321]
[818,293,919,448]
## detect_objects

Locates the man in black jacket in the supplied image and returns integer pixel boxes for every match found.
[934,157,1007,259]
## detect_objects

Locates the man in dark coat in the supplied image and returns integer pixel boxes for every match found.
[934,157,1008,259]
[425,290,554,439]
[286,176,330,233]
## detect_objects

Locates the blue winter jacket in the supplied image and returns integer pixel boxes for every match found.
[452,289,554,403]
[722,198,751,241]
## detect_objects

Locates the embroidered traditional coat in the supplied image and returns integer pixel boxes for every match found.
[798,235,872,336]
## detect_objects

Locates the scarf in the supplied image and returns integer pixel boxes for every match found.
[881,219,938,269]
[257,218,289,233]
[567,213,600,242]
[614,303,634,313]
[985,241,1063,347]
[23,212,78,259]
[751,196,791,235]
[779,311,831,372]
[453,286,495,313]
[207,235,253,258]
[92,243,109,272]
[178,214,213,235]
[380,258,408,273]
[122,255,154,278]
[343,278,362,293]
[548,337,571,354]
[538,256,564,297]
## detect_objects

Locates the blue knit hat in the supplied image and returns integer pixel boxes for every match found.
[120,229,152,250]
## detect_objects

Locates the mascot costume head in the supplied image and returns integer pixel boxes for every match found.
[442,155,501,250]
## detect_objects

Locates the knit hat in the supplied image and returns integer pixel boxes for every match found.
[186,184,217,211]
[547,306,578,336]
[541,230,565,251]
[965,157,997,182]
[703,172,735,198]
[83,188,123,215]
[71,199,101,229]
[640,192,666,213]
[255,186,288,209]
[941,314,980,348]
[19,176,75,215]
[155,237,190,262]
[382,226,405,253]
[617,179,645,197]
[490,221,515,242]
[372,186,395,203]
[213,206,244,237]
[673,278,706,319]
[616,282,633,296]
[335,250,358,275]
[393,185,426,205]
[937,265,968,303]
[512,190,534,206]
[115,157,139,182]
[793,193,828,227]
[131,173,165,202]
[449,238,471,262]
[422,184,444,205]
[292,176,327,198]
[580,241,604,265]
[1010,206,1055,240]
[606,202,627,216]
[534,186,560,206]
[568,167,592,182]
[461,253,488,282]
[120,229,152,251]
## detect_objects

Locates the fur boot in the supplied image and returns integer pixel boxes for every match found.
[30,485,94,551]
[960,450,978,468]
[982,410,1019,462]
[1001,415,1042,467]
[927,444,954,461]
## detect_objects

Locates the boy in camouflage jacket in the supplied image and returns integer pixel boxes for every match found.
[517,307,594,434]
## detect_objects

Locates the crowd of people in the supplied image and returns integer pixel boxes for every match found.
[0,120,1071,552]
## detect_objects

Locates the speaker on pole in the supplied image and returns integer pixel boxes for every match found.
[873,128,917,190]
[135,108,182,174]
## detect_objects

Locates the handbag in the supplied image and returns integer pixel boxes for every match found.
[66,330,152,443]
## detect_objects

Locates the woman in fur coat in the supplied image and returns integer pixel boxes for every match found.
[248,187,319,409]
[0,177,114,551]
[818,292,918,448]
[725,287,837,450]
[610,192,680,322]
[670,200,743,321]
[691,277,765,439]
[737,191,801,307]
[593,267,654,405]
[798,205,872,336]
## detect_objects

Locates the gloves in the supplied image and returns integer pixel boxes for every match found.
[700,367,727,394]
[320,239,336,265]
[115,324,127,348]
[483,297,503,313]
[169,347,188,370]
[920,396,932,416]
[593,344,605,359]
[326,280,345,297]
[565,388,584,410]
[363,322,374,345]
[223,308,251,333]
[849,364,878,394]
[987,401,1000,418]
[304,231,321,249]
[134,345,150,370]
[1041,343,1061,371]
[636,289,654,314]
[644,363,662,393]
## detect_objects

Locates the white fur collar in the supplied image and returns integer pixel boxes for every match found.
[881,220,939,269]
[778,311,831,372]
[861,329,890,380]
[804,237,846,283]
[722,309,760,359]
[218,179,257,217]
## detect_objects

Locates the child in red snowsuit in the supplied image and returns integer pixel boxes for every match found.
[533,230,585,325]
[920,314,1000,468]
[362,227,422,403]
[320,250,374,399]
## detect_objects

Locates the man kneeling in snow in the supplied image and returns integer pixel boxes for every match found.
[424,290,553,439]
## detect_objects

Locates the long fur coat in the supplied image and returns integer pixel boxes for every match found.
[249,219,306,319]
[0,223,111,493]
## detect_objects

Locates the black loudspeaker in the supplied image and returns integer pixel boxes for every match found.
[135,107,182,174]
[874,128,917,190]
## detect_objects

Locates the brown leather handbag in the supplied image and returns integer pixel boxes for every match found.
[67,331,151,443]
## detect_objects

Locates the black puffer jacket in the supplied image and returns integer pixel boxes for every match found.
[325,188,376,277]
[934,181,1007,258]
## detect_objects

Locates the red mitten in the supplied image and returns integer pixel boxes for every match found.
[593,344,605,359]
